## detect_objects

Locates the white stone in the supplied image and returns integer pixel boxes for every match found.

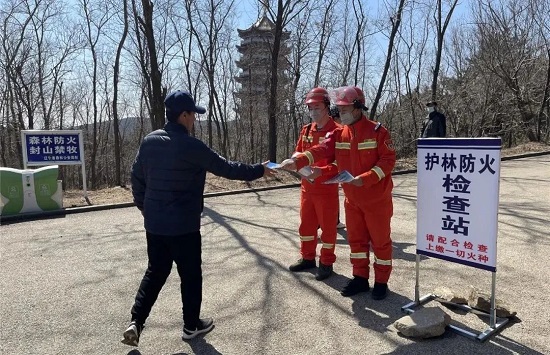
[393,307,451,338]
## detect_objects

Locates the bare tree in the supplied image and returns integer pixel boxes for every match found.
[80,0,113,189]
[112,0,129,186]
[183,0,236,156]
[430,0,458,101]
[289,14,312,144]
[1,0,548,186]
[1,0,40,153]
[0,0,79,166]
[370,0,406,119]
[350,0,367,86]
[131,0,165,131]
[395,0,429,139]
[529,0,550,141]
[313,0,336,86]
[262,0,307,162]
[167,3,203,106]
[472,0,542,141]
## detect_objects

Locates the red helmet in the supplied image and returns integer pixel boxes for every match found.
[331,86,359,106]
[305,87,330,105]
[353,86,366,104]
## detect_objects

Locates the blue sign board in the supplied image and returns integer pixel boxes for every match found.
[22,130,83,166]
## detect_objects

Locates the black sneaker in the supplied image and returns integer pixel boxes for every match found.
[121,320,144,347]
[340,276,370,297]
[182,318,214,340]
[315,263,333,281]
[372,282,389,300]
[289,258,316,272]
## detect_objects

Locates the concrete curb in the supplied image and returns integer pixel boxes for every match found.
[2,150,548,223]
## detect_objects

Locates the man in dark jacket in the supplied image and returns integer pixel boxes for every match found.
[122,90,274,346]
[421,101,446,138]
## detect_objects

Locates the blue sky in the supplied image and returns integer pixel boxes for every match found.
[234,0,262,30]
[233,0,473,30]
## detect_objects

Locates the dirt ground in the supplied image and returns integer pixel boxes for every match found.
[62,142,548,208]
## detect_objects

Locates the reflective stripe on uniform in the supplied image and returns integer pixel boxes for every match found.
[304,151,314,165]
[335,142,351,150]
[350,252,368,259]
[302,135,313,143]
[374,256,392,265]
[358,140,377,150]
[322,243,334,249]
[300,235,315,242]
[372,166,385,180]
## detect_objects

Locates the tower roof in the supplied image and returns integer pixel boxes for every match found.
[238,15,276,35]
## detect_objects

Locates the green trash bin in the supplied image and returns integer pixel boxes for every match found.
[0,165,63,216]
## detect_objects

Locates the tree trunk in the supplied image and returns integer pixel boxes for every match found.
[140,0,165,130]
[267,0,285,162]
[431,0,458,101]
[113,0,129,186]
[370,0,406,119]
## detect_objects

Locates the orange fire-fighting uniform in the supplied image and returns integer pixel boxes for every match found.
[295,119,341,265]
[294,115,396,283]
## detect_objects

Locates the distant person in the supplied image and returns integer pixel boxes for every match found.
[421,101,446,138]
[288,87,341,281]
[122,90,275,347]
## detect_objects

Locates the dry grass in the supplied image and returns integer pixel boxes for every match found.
[500,141,549,157]
[63,171,301,208]
[63,142,549,208]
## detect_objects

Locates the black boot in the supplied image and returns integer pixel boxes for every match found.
[372,282,388,300]
[315,263,333,281]
[289,258,316,272]
[341,276,370,297]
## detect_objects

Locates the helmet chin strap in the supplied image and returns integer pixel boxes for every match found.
[353,108,363,120]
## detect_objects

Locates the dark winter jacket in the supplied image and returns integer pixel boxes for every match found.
[421,111,447,138]
[131,121,264,236]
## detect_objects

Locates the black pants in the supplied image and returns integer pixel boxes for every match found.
[130,231,202,329]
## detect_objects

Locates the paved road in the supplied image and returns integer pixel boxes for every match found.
[1,155,549,355]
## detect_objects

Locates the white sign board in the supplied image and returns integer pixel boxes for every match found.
[417,138,501,272]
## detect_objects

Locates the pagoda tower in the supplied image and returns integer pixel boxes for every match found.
[235,15,291,162]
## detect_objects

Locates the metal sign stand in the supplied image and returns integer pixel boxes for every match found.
[77,132,90,205]
[401,254,509,342]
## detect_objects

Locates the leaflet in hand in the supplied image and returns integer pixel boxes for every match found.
[323,170,354,184]
[266,162,282,169]
[298,166,315,183]
[298,166,313,178]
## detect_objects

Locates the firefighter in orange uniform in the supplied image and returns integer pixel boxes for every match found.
[288,87,341,281]
[282,86,396,300]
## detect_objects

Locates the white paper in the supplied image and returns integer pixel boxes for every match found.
[266,162,282,169]
[323,170,354,184]
[297,166,313,178]
[297,166,315,183]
